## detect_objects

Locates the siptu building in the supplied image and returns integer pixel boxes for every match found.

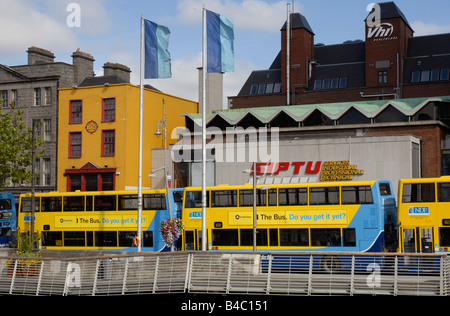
[229,1,450,109]
[0,47,95,198]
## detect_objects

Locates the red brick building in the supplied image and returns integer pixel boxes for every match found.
[229,2,450,109]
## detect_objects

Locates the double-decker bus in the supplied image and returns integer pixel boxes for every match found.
[398,176,450,254]
[181,180,397,256]
[0,193,17,247]
[18,190,171,251]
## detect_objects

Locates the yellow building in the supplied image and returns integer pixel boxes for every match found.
[58,80,197,192]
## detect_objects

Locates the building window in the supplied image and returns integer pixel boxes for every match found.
[43,158,51,186]
[411,71,420,83]
[102,130,115,156]
[67,172,115,192]
[34,158,40,186]
[34,88,41,106]
[44,87,52,105]
[11,90,17,106]
[70,100,82,123]
[32,119,41,138]
[69,174,82,191]
[430,69,440,81]
[313,80,322,90]
[69,132,82,158]
[330,78,339,89]
[322,78,330,90]
[250,84,258,95]
[0,90,8,107]
[103,98,116,122]
[378,71,388,84]
[44,119,51,142]
[273,82,281,93]
[339,77,347,88]
[257,84,266,95]
[420,70,430,82]
[441,68,449,81]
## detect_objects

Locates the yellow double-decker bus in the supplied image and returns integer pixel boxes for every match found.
[181,180,397,254]
[398,176,450,253]
[18,189,171,251]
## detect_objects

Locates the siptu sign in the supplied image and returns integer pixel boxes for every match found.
[250,160,364,182]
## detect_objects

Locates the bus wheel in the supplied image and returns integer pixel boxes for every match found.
[320,256,341,272]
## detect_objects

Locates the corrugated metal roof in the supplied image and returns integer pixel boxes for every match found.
[185,96,450,126]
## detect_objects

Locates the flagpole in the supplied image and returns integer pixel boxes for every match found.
[137,14,144,252]
[201,5,207,251]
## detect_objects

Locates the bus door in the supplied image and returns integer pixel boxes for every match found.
[184,230,204,250]
[401,227,434,253]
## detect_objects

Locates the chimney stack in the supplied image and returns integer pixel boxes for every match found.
[72,49,95,85]
[103,62,131,83]
[27,46,55,65]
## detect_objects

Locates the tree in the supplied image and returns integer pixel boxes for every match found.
[0,99,45,190]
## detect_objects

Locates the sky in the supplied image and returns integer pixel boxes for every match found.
[1,0,450,106]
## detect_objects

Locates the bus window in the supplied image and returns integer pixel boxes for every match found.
[118,195,138,210]
[279,188,307,206]
[402,183,435,203]
[268,189,277,206]
[311,228,341,246]
[239,190,266,207]
[185,191,205,208]
[212,229,238,246]
[437,183,450,202]
[439,227,450,247]
[343,228,356,246]
[280,229,308,246]
[240,229,268,246]
[64,231,86,246]
[143,194,166,210]
[211,190,237,207]
[341,186,373,204]
[63,196,85,212]
[379,182,392,196]
[94,195,116,211]
[185,231,195,250]
[119,231,136,247]
[0,198,11,210]
[309,187,339,205]
[95,231,117,246]
[403,229,416,253]
[41,197,62,212]
[42,231,63,247]
[269,229,278,246]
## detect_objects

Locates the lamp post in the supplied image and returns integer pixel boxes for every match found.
[243,162,270,252]
[155,100,167,177]
[243,161,258,252]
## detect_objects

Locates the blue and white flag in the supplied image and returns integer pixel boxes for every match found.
[206,10,234,73]
[144,19,172,79]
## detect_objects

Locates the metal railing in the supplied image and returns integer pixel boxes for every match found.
[0,251,448,296]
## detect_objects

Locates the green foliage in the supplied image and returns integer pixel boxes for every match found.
[0,99,45,190]
[10,230,40,257]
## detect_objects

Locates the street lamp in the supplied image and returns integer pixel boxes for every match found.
[243,161,258,252]
[243,162,270,252]
[155,99,167,174]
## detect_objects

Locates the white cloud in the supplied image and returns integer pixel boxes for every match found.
[176,0,288,33]
[411,21,450,36]
[0,0,80,58]
[124,52,254,109]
